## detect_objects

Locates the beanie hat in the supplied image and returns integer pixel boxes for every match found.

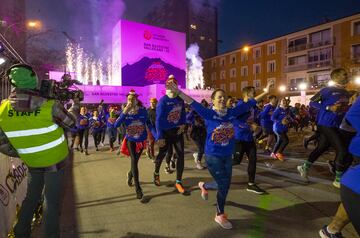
[166,75,178,85]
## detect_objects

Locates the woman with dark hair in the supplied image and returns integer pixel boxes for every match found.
[270,98,294,161]
[114,90,153,201]
[166,81,270,229]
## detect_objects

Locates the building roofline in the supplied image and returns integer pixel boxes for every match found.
[206,11,360,61]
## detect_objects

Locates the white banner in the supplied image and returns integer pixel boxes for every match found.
[0,155,28,238]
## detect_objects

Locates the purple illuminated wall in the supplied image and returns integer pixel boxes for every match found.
[112,20,186,88]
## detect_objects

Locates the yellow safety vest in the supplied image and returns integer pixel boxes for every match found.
[0,99,69,168]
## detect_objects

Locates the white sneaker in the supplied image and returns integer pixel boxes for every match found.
[297,165,309,182]
[332,180,341,189]
[100,142,105,147]
[196,162,204,170]
[193,152,198,163]
[214,214,232,229]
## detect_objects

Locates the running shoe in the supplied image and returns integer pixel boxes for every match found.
[136,188,143,200]
[319,225,344,238]
[198,182,208,200]
[175,182,186,194]
[196,162,205,170]
[270,152,278,159]
[153,173,160,186]
[246,184,266,195]
[332,180,341,189]
[297,165,309,182]
[164,164,173,174]
[214,214,232,229]
[275,153,285,161]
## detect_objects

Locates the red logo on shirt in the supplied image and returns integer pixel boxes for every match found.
[126,120,145,139]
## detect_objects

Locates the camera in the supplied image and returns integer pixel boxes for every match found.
[39,73,84,102]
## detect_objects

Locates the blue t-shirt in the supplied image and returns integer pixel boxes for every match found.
[90,116,105,133]
[316,87,350,128]
[271,107,292,133]
[156,95,186,139]
[341,164,360,195]
[234,100,254,142]
[345,97,360,157]
[77,114,90,130]
[114,108,152,142]
[190,99,256,157]
[259,104,275,129]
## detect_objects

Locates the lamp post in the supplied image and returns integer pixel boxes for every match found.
[298,82,308,105]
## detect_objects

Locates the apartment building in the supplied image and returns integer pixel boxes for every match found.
[204,12,360,99]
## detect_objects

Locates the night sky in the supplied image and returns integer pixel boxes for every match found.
[219,0,360,53]
[27,0,360,56]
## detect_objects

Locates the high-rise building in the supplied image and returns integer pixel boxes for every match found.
[144,0,218,59]
[203,12,360,103]
[0,0,26,100]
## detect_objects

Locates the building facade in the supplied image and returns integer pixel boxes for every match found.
[144,0,218,59]
[204,13,360,100]
[0,0,26,100]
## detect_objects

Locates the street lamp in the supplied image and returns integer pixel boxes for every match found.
[279,85,286,92]
[299,82,308,90]
[243,46,249,52]
[354,76,360,85]
[328,80,335,86]
[298,82,308,105]
[27,20,42,29]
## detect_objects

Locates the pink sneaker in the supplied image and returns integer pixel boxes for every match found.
[198,182,208,200]
[214,213,232,229]
[270,152,278,159]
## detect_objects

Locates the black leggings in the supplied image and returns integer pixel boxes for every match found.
[192,134,206,162]
[126,140,143,191]
[78,128,89,150]
[308,126,347,171]
[233,140,257,183]
[341,185,360,236]
[273,132,289,154]
[92,131,102,148]
[155,128,184,181]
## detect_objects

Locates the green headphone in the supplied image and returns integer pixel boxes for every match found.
[6,64,38,89]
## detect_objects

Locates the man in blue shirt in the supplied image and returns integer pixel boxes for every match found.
[297,68,350,188]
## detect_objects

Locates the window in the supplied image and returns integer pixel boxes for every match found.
[267,43,276,55]
[288,37,307,52]
[267,78,276,89]
[241,81,248,90]
[308,48,332,62]
[220,57,225,66]
[288,55,306,65]
[230,68,237,78]
[211,59,216,68]
[267,60,276,73]
[241,52,248,62]
[200,36,205,40]
[309,29,331,47]
[220,70,226,80]
[220,84,226,90]
[352,44,360,59]
[352,21,360,36]
[230,54,236,64]
[253,64,261,75]
[253,80,261,90]
[211,72,216,81]
[229,82,237,92]
[253,47,261,59]
[241,66,248,76]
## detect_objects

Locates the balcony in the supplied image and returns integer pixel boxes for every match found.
[287,40,333,54]
[285,59,332,73]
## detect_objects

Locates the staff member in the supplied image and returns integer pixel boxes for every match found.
[0,64,79,238]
